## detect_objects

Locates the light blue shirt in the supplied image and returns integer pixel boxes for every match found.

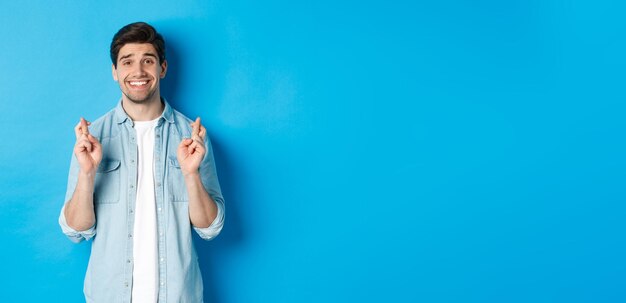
[59,100,225,302]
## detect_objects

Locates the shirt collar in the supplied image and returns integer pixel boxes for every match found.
[114,98,175,125]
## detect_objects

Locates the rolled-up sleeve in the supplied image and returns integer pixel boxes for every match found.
[59,204,96,243]
[193,198,225,240]
[59,154,97,243]
[194,136,225,240]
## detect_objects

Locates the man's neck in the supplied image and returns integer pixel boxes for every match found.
[121,95,165,122]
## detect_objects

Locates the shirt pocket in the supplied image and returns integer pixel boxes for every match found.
[94,159,121,204]
[168,157,189,202]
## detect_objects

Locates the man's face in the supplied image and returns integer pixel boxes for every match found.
[112,43,167,104]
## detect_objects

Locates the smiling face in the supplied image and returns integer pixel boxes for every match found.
[112,43,167,105]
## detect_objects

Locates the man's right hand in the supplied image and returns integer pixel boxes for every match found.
[74,118,102,175]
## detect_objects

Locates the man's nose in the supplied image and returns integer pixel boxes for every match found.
[132,63,147,76]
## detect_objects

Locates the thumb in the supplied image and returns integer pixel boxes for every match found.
[181,138,193,146]
[87,134,99,143]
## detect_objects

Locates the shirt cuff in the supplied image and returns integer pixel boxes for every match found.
[193,199,225,240]
[59,204,96,243]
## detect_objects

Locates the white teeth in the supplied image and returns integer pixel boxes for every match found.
[130,81,147,86]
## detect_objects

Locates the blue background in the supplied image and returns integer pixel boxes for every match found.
[0,1,624,302]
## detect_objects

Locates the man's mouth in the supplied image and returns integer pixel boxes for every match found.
[127,80,150,89]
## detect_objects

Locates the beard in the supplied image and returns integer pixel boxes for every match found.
[122,85,158,104]
[122,90,156,104]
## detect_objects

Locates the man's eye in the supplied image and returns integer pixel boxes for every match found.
[122,61,131,66]
[144,59,154,64]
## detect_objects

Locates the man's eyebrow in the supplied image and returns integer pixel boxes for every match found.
[119,53,134,61]
[118,53,157,61]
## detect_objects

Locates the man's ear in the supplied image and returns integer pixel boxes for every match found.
[112,64,118,81]
[160,60,168,78]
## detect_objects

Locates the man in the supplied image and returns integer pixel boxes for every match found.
[59,22,225,302]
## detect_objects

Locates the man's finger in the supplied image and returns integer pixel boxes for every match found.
[191,117,201,137]
[198,125,206,141]
[75,121,83,139]
[188,138,201,154]
[87,134,99,144]
[192,140,205,152]
[88,135,102,151]
[192,118,205,142]
[81,117,90,135]
[194,141,205,153]
[178,138,192,153]
[90,139,101,153]
[81,118,91,135]
[180,138,193,146]
[74,119,91,139]
[77,138,92,153]
[192,134,203,143]
[188,143,194,154]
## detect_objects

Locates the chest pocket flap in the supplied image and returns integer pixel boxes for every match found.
[168,157,189,202]
[94,159,121,203]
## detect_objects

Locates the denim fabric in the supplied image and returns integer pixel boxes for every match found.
[59,99,225,302]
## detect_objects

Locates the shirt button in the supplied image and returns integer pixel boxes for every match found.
[129,209,134,214]
[156,134,160,138]
[160,258,164,262]
[130,159,135,164]
[125,282,129,287]
[158,207,162,212]
[127,259,131,263]
[160,282,164,286]
[159,232,163,236]
[130,184,134,189]
[128,234,132,238]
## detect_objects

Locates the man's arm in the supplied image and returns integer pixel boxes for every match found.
[64,118,102,231]
[185,172,218,228]
[177,118,222,230]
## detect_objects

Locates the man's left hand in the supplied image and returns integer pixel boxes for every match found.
[177,117,207,176]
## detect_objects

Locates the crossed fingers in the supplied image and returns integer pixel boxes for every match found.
[183,117,206,155]
[74,117,98,153]
[191,117,206,144]
[74,117,91,139]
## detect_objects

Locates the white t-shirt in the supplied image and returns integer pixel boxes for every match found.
[131,119,159,302]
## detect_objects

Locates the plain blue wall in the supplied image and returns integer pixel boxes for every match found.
[1,1,625,302]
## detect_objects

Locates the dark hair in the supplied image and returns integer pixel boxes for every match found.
[110,22,166,67]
